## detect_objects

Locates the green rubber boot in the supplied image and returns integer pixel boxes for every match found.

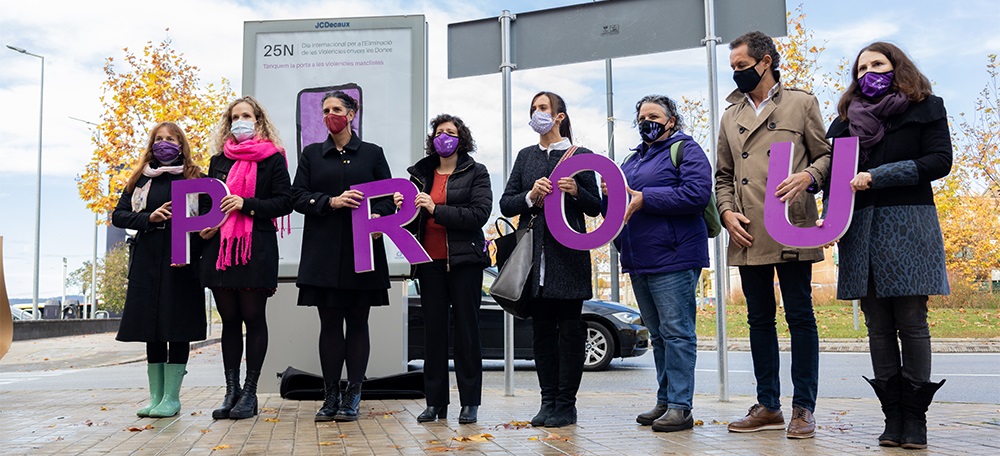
[149,364,187,418]
[136,363,165,417]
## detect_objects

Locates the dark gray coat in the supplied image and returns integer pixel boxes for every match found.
[499,144,601,300]
[112,172,206,343]
[827,95,951,299]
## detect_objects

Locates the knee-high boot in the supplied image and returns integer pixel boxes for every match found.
[900,378,946,450]
[229,369,260,420]
[530,319,560,426]
[545,320,587,427]
[864,373,903,447]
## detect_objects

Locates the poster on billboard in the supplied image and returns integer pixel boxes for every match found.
[242,16,427,278]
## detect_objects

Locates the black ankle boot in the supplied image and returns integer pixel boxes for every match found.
[229,369,259,420]
[636,403,669,426]
[212,369,243,420]
[315,382,341,422]
[901,378,946,450]
[335,382,362,422]
[458,406,478,424]
[531,319,560,427]
[417,405,447,423]
[545,320,587,428]
[864,374,903,446]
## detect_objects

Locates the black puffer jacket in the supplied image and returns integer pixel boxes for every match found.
[406,153,492,270]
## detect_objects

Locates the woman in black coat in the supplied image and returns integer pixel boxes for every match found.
[199,96,293,420]
[398,114,492,424]
[112,121,206,418]
[826,42,950,449]
[291,91,395,422]
[499,91,601,428]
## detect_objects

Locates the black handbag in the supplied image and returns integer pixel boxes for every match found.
[492,217,519,270]
[489,215,536,319]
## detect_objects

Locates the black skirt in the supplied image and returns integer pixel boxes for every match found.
[296,285,389,308]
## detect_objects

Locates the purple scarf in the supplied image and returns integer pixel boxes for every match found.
[847,92,910,163]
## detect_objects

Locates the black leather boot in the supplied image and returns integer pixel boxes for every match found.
[864,374,903,447]
[417,405,447,423]
[229,369,259,420]
[901,378,946,450]
[315,382,341,422]
[530,319,560,427]
[212,369,243,420]
[545,320,587,428]
[335,382,362,422]
[458,406,478,424]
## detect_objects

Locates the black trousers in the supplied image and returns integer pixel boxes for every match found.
[860,278,931,384]
[417,260,484,406]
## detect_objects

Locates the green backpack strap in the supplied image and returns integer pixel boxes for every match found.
[668,140,723,238]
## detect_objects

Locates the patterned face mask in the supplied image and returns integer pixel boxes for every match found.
[529,110,556,135]
[858,70,894,98]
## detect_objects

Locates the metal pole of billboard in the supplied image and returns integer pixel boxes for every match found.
[606,59,620,303]
[499,10,517,397]
[702,0,729,402]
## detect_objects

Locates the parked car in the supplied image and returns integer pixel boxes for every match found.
[407,268,649,371]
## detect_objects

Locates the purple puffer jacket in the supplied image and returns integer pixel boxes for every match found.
[611,131,711,275]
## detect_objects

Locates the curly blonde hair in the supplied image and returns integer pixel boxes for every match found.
[211,95,283,154]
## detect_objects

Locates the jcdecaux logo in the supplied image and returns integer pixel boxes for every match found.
[316,21,350,29]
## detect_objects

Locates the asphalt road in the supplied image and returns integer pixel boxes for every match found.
[2,344,997,404]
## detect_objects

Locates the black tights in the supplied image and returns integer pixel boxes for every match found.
[317,305,371,384]
[147,342,190,364]
[213,289,269,372]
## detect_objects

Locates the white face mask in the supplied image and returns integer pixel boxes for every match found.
[230,119,255,143]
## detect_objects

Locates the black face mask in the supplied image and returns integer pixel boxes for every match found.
[638,120,667,143]
[733,60,764,93]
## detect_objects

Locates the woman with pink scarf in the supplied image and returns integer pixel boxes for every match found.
[200,96,292,420]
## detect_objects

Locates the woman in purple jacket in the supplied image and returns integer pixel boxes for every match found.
[605,95,712,433]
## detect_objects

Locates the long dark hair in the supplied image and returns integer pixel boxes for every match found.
[837,41,933,120]
[530,91,573,144]
[126,122,200,192]
[425,113,475,156]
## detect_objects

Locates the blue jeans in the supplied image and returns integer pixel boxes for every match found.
[631,268,699,410]
[739,262,819,413]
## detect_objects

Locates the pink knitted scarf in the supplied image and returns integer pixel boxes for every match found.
[216,138,290,270]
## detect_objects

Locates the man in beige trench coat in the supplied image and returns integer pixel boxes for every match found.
[715,31,832,440]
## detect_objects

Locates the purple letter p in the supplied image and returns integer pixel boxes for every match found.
[351,178,431,273]
[171,178,230,265]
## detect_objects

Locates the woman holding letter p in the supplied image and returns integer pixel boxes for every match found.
[200,96,293,420]
[112,121,206,418]
[291,91,394,422]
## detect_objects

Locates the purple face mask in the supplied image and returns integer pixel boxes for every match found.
[152,140,182,163]
[433,133,459,157]
[858,70,894,98]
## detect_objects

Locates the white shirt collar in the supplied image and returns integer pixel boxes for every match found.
[539,138,571,151]
[745,83,780,115]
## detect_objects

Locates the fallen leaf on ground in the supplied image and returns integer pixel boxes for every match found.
[543,433,570,442]
[528,436,539,441]
[260,407,278,414]
[190,411,204,416]
[318,441,337,446]
[84,420,93,427]
[426,446,464,452]
[200,429,211,434]
[495,420,532,430]
[338,434,347,438]
[264,418,279,423]
[450,433,493,443]
[693,420,704,426]
[126,427,144,432]
[709,420,730,425]
[211,444,231,450]
[100,406,108,411]
[143,424,154,430]
[428,440,441,444]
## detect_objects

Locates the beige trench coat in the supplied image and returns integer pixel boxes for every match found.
[715,85,832,266]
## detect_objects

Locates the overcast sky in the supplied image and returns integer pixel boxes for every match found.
[1,0,998,299]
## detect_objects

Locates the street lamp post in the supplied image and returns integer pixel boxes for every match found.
[7,45,45,320]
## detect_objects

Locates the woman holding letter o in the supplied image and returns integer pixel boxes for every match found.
[398,114,492,424]
[291,91,394,422]
[499,91,601,428]
[605,95,712,432]
[112,121,206,418]
[825,42,950,450]
[200,96,293,420]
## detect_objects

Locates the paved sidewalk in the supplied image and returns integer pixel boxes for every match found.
[1,387,997,455]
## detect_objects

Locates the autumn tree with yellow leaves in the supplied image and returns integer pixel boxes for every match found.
[935,54,1000,284]
[77,36,235,215]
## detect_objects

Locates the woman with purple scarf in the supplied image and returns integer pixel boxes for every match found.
[200,96,292,420]
[825,42,951,450]
[113,122,206,418]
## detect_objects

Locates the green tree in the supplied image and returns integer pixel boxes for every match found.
[98,243,130,313]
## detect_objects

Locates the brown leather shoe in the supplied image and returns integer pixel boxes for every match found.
[786,406,816,439]
[727,404,785,433]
